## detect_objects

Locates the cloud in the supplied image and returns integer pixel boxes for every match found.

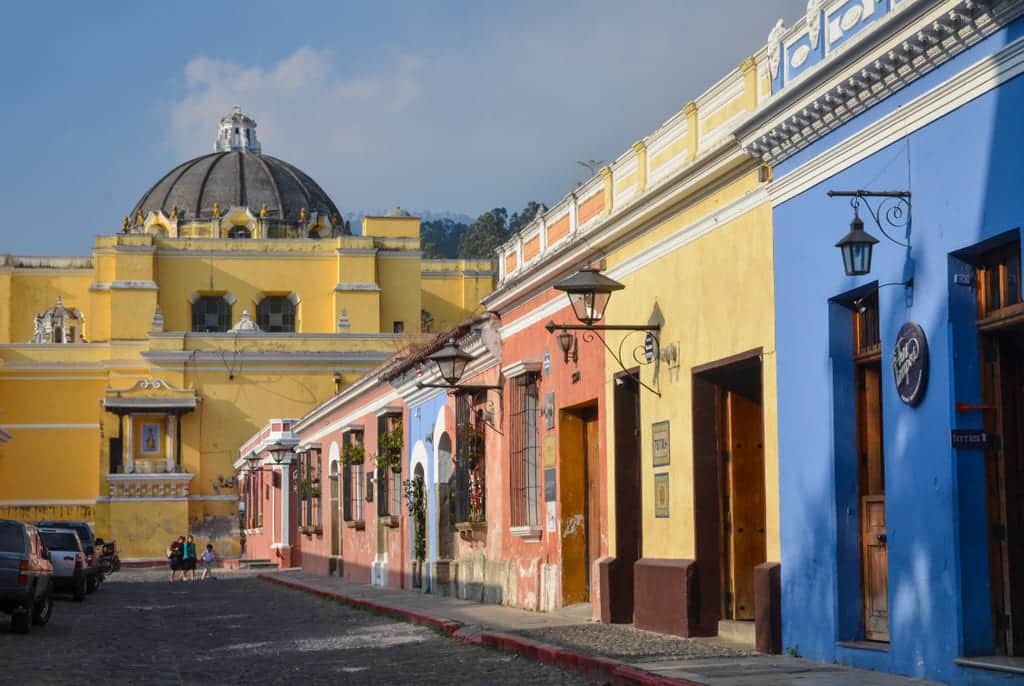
[167,1,804,217]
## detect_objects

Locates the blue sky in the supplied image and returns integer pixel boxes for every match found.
[0,1,804,255]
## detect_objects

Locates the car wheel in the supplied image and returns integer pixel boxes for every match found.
[11,610,31,634]
[72,576,86,602]
[32,591,53,626]
[87,574,99,594]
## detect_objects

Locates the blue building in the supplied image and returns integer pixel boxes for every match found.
[738,1,1024,683]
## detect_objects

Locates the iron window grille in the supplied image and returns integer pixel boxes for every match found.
[342,431,365,522]
[454,390,487,524]
[256,296,296,332]
[192,295,232,333]
[509,373,540,528]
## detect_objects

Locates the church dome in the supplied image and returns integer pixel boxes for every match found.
[128,107,347,236]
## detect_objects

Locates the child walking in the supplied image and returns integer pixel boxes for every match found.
[201,543,216,580]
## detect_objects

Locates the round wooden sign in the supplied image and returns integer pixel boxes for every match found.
[892,322,928,406]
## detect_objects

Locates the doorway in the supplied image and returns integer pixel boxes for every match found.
[610,371,642,623]
[693,352,767,633]
[981,328,1024,656]
[329,459,341,575]
[560,403,600,605]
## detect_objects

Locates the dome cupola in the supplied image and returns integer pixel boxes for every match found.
[127,108,348,239]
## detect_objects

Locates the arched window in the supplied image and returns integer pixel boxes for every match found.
[192,296,231,333]
[228,225,251,239]
[256,296,296,332]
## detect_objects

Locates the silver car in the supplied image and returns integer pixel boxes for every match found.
[37,528,86,602]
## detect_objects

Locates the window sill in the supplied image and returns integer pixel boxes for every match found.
[836,640,888,653]
[344,520,365,530]
[510,525,542,542]
[955,656,1024,676]
[380,515,400,528]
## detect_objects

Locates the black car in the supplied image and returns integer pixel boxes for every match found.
[0,520,54,633]
[34,521,103,593]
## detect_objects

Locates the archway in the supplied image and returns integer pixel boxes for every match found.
[328,442,341,575]
[436,432,454,561]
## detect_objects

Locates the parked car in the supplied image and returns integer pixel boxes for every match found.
[37,528,88,601]
[35,520,103,592]
[0,519,54,633]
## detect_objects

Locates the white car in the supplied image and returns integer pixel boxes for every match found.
[36,528,87,601]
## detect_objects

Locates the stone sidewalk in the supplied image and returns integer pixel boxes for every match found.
[259,571,941,686]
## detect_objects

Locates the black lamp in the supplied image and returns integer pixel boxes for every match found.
[426,338,474,387]
[269,442,293,464]
[246,451,260,473]
[553,268,625,325]
[835,204,879,277]
[557,330,576,364]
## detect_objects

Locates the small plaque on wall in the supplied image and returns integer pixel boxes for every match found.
[544,468,557,502]
[652,420,670,467]
[543,434,557,468]
[654,472,670,518]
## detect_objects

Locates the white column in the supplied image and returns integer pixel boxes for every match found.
[124,415,135,474]
[165,415,176,473]
[279,461,291,549]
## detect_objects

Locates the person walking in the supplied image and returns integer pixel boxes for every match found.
[182,535,197,581]
[200,544,216,580]
[167,536,184,582]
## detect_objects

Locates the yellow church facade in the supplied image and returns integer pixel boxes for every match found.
[0,108,493,560]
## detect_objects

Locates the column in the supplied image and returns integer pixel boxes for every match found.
[124,415,135,474]
[279,461,291,550]
[165,415,176,473]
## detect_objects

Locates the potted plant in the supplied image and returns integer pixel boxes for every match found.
[379,426,403,472]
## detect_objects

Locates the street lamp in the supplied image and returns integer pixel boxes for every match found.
[245,451,260,473]
[552,268,624,326]
[425,338,474,387]
[827,190,911,278]
[269,442,292,464]
[545,266,662,396]
[834,204,878,277]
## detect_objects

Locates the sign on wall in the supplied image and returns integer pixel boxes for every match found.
[652,420,670,467]
[893,322,929,406]
[654,472,670,518]
[951,429,991,449]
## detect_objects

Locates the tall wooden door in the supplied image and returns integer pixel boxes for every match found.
[858,361,889,642]
[584,413,600,599]
[983,332,1024,655]
[722,391,766,621]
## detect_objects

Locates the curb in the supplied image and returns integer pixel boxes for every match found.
[258,574,703,686]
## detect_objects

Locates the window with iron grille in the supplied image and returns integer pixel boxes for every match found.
[454,391,486,524]
[376,412,403,517]
[297,449,322,532]
[191,295,231,333]
[342,431,365,522]
[245,469,263,529]
[256,296,296,332]
[509,373,540,528]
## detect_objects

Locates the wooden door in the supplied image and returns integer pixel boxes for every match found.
[984,333,1024,655]
[330,472,340,558]
[861,495,890,641]
[723,391,767,621]
[584,413,600,599]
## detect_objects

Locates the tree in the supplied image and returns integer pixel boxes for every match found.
[509,201,546,233]
[421,218,467,258]
[458,208,510,260]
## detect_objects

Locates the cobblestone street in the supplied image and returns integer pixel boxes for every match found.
[0,570,588,685]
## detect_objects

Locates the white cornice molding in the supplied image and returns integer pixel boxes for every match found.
[770,30,1024,206]
[89,280,159,292]
[334,282,382,292]
[741,0,1024,165]
[484,142,756,313]
[0,499,96,507]
[0,423,99,430]
[141,351,392,364]
[502,360,542,378]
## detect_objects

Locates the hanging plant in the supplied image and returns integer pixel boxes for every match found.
[378,426,403,472]
[405,477,426,561]
[341,442,365,465]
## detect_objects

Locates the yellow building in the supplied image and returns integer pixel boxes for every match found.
[493,54,779,646]
[0,108,493,560]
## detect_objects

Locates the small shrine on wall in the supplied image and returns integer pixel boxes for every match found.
[30,296,85,343]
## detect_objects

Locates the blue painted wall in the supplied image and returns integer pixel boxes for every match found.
[407,391,448,587]
[773,17,1024,686]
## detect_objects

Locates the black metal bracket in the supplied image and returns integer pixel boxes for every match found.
[545,320,662,397]
[415,382,502,391]
[827,190,912,248]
